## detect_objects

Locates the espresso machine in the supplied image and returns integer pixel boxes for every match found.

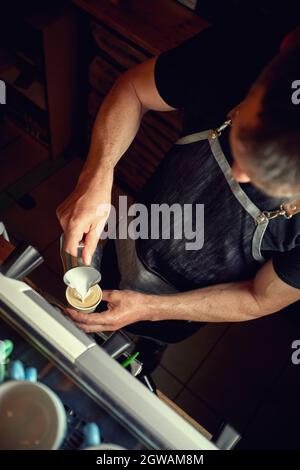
[0,236,218,450]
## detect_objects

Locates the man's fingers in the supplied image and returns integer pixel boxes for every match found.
[82,227,100,265]
[75,322,116,333]
[102,289,119,302]
[82,213,110,265]
[65,308,113,325]
[64,308,90,323]
[63,228,84,257]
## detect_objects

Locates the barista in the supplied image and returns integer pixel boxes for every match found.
[57,19,300,371]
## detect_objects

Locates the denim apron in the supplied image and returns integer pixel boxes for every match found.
[116,120,282,342]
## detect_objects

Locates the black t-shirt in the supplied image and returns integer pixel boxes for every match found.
[154,21,300,289]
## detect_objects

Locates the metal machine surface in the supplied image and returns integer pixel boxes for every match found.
[0,272,217,450]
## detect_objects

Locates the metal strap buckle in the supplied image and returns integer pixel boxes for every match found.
[262,204,293,221]
[210,119,232,139]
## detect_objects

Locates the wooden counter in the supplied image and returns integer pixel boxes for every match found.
[73,0,208,54]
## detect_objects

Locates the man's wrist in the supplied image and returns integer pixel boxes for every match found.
[143,294,177,322]
[78,160,114,191]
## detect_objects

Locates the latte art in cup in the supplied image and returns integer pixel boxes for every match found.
[66,284,102,312]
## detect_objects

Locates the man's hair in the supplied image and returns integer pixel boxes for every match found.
[238,39,300,195]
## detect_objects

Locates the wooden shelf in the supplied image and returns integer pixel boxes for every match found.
[1,6,78,159]
[1,65,46,111]
[73,0,209,54]
[0,119,49,193]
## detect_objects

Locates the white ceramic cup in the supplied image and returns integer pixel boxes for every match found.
[0,380,67,450]
[66,284,102,313]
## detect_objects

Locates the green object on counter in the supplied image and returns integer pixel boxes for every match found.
[0,339,14,383]
[121,352,139,368]
[2,340,13,358]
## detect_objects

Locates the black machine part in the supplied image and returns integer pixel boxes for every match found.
[0,242,43,280]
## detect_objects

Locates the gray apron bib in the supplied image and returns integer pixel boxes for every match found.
[134,122,282,292]
[116,121,283,343]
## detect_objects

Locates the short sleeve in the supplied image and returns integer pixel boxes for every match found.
[273,248,300,289]
[154,22,280,112]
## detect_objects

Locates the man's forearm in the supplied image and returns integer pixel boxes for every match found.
[147,280,266,323]
[79,75,145,186]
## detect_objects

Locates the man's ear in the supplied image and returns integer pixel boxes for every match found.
[231,161,251,183]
